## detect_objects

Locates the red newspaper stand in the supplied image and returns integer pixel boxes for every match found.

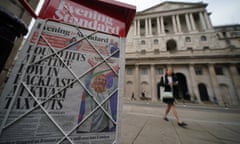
[0,0,136,144]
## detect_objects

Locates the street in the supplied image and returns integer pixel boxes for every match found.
[120,101,240,144]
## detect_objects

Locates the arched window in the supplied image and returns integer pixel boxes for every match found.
[201,35,207,41]
[153,39,159,44]
[166,39,177,52]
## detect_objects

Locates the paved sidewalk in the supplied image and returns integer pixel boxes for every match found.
[120,101,240,144]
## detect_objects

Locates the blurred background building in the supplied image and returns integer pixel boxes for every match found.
[124,1,240,105]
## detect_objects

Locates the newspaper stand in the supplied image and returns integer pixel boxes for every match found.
[0,0,135,143]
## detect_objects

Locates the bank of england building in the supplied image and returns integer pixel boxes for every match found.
[124,1,240,105]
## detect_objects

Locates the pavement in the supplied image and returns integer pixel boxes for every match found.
[120,100,240,144]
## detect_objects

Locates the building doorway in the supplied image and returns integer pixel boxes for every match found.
[176,73,190,100]
[198,83,209,101]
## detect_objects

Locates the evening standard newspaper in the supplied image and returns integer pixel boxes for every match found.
[0,19,121,144]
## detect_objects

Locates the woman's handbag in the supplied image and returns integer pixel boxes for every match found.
[162,91,173,98]
[162,91,174,102]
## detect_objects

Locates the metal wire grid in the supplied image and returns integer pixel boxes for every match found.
[0,19,121,144]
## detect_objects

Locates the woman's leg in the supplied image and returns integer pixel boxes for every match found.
[164,104,172,118]
[171,104,181,123]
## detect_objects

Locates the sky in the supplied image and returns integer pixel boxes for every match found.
[32,0,240,30]
[117,0,240,26]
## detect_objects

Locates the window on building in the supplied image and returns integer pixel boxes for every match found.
[153,39,159,44]
[201,35,207,41]
[141,68,148,75]
[126,68,133,75]
[187,47,193,51]
[230,31,240,38]
[141,40,146,45]
[185,37,191,42]
[222,32,226,37]
[165,29,169,33]
[203,46,210,50]
[195,66,203,75]
[157,68,164,75]
[141,49,146,54]
[215,66,224,75]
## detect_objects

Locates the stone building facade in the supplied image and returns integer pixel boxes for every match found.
[124,1,240,105]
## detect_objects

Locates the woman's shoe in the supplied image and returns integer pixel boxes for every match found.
[178,122,187,127]
[163,117,169,121]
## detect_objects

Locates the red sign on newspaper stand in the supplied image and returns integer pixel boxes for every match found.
[0,0,135,144]
[38,0,135,37]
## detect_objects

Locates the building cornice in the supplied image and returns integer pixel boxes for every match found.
[136,1,207,17]
[139,1,207,14]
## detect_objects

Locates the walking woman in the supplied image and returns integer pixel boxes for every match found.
[161,67,187,127]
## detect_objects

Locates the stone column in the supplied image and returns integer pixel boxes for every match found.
[160,16,165,34]
[185,13,191,32]
[189,13,196,31]
[137,19,140,36]
[156,17,161,35]
[176,15,182,33]
[172,15,177,33]
[145,18,149,36]
[199,12,207,30]
[134,19,137,36]
[189,64,201,103]
[229,64,240,104]
[135,64,140,99]
[208,64,222,104]
[149,18,152,36]
[150,64,157,101]
[204,11,212,29]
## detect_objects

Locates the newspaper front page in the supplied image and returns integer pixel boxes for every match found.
[0,19,121,144]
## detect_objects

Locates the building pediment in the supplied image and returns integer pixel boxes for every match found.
[138,1,207,15]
